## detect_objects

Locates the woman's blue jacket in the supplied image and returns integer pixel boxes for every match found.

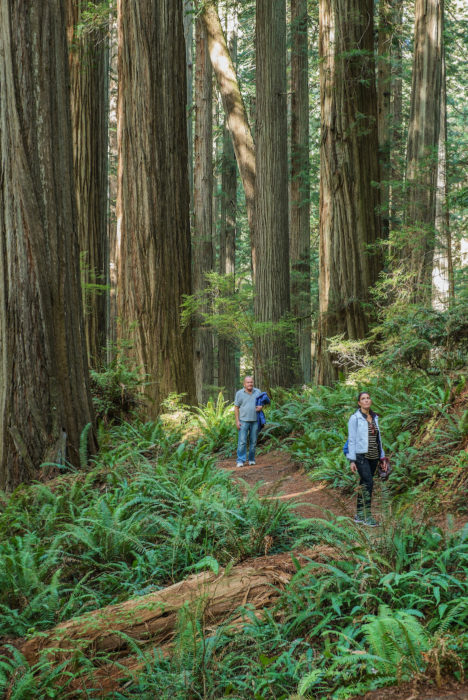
[346,410,385,462]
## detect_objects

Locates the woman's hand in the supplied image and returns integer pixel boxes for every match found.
[350,461,357,474]
[379,457,389,472]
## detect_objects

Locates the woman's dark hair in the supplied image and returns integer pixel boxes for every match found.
[357,391,377,418]
[357,391,370,404]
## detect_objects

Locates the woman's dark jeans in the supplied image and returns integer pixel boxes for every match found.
[355,455,379,517]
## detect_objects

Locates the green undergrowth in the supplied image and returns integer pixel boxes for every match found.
[267,370,468,515]
[0,370,467,698]
[0,421,294,642]
[2,516,466,699]
[115,516,467,699]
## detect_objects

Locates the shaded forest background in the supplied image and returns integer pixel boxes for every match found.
[0,0,466,489]
[0,2,467,696]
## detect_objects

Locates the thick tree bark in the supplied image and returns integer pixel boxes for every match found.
[390,0,404,231]
[432,38,453,308]
[404,0,443,302]
[0,0,97,490]
[201,1,256,271]
[107,17,118,361]
[254,0,297,389]
[218,10,239,399]
[116,0,197,415]
[377,0,392,239]
[193,18,214,403]
[66,0,109,368]
[183,0,194,206]
[315,0,382,385]
[290,0,311,383]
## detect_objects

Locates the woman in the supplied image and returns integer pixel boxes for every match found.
[347,392,387,527]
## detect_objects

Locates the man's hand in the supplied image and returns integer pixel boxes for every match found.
[350,461,357,474]
[255,406,262,412]
[236,420,241,430]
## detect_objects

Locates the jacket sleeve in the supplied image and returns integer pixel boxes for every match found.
[347,414,358,461]
[376,416,385,459]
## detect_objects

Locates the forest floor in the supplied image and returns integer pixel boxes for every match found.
[218,448,467,531]
[219,448,468,700]
[218,448,352,520]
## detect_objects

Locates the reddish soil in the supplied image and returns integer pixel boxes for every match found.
[351,680,468,699]
[219,449,467,700]
[219,449,358,520]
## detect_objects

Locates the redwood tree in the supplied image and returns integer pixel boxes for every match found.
[66,0,109,367]
[290,0,311,383]
[193,17,214,402]
[377,0,392,239]
[202,1,256,270]
[117,0,196,414]
[218,8,239,399]
[255,0,296,388]
[315,0,382,384]
[405,0,443,301]
[0,0,97,489]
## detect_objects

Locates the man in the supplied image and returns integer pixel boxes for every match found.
[234,376,262,467]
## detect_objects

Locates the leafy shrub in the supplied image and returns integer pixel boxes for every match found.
[191,393,237,453]
[90,342,144,423]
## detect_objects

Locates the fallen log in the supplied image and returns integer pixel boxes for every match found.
[19,547,335,668]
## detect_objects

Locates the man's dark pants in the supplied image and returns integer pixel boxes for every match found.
[355,455,379,516]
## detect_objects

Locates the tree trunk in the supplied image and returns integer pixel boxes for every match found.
[315,0,382,385]
[18,548,335,668]
[377,0,392,239]
[201,1,256,272]
[254,0,297,390]
[404,0,443,302]
[116,0,197,415]
[0,0,97,490]
[390,0,403,232]
[218,9,239,400]
[183,0,194,207]
[193,18,214,403]
[432,35,453,308]
[290,0,311,384]
[107,16,118,362]
[66,0,109,369]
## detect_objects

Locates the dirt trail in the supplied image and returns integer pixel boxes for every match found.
[219,449,356,519]
[219,450,468,700]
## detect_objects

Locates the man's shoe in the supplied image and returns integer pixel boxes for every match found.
[249,460,256,466]
[353,514,365,524]
[363,516,379,527]
[236,461,244,468]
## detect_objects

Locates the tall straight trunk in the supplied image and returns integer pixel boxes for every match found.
[183,0,194,206]
[0,0,97,489]
[377,0,392,239]
[315,0,382,385]
[290,0,311,383]
[66,0,109,368]
[218,9,238,399]
[107,17,118,361]
[390,0,403,231]
[117,0,196,415]
[202,1,256,272]
[404,0,443,302]
[255,0,295,389]
[193,18,214,403]
[432,38,453,308]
